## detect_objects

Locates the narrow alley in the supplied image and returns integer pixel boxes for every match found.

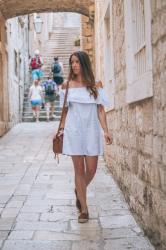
[0,122,154,250]
[0,1,166,249]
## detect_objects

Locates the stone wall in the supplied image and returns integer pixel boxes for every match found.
[0,13,10,136]
[81,16,95,68]
[6,16,29,127]
[95,0,166,249]
[0,13,9,136]
[0,0,92,19]
[81,3,95,68]
[0,14,29,136]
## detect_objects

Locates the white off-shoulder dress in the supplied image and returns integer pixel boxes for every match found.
[60,87,109,156]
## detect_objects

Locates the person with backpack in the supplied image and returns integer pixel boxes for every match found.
[51,57,64,89]
[42,76,58,121]
[29,49,44,81]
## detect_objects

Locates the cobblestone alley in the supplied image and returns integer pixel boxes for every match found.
[0,122,155,250]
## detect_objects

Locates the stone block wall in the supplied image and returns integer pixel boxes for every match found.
[0,14,29,136]
[95,0,166,249]
[81,3,95,68]
[0,13,10,136]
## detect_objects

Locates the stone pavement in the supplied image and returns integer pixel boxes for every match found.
[0,122,155,250]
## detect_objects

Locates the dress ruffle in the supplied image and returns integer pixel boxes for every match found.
[60,87,110,107]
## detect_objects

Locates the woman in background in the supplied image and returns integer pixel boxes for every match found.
[29,79,43,122]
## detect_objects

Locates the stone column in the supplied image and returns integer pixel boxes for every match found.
[0,12,9,136]
[81,3,95,70]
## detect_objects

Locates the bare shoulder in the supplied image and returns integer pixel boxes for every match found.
[95,80,103,88]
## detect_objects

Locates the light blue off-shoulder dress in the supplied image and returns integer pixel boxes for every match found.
[60,87,109,156]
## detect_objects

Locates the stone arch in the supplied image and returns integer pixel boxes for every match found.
[0,0,95,136]
[0,0,95,65]
[0,0,94,19]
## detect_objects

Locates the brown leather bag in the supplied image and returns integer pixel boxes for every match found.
[53,81,69,156]
[53,133,63,154]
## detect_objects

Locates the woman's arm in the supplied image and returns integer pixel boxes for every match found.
[97,104,113,144]
[60,107,68,129]
[57,107,68,136]
[58,82,69,133]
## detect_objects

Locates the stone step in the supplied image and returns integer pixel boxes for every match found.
[23,100,60,105]
[23,111,61,117]
[22,116,60,122]
[23,103,61,109]
[23,27,79,122]
[51,29,80,33]
[42,53,73,56]
[45,39,75,42]
[23,104,61,109]
[23,92,60,98]
[23,106,62,111]
[44,41,75,44]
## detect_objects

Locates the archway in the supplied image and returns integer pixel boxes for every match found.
[0,0,95,136]
[0,0,94,19]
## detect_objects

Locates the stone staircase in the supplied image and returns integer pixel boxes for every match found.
[22,27,80,122]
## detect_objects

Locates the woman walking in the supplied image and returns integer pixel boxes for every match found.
[29,79,43,122]
[58,51,112,223]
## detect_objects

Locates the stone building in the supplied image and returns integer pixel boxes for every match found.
[0,13,29,136]
[95,0,166,249]
[0,0,165,248]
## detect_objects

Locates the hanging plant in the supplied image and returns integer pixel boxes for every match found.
[74,37,80,46]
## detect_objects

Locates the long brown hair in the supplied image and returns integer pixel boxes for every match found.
[68,51,98,99]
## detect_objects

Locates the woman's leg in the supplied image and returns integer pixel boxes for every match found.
[85,156,98,187]
[50,102,55,118]
[36,105,40,122]
[45,102,50,121]
[32,106,36,118]
[72,156,88,214]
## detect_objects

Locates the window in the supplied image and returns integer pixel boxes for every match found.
[103,1,115,110]
[124,0,153,103]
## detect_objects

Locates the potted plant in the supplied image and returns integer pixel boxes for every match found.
[74,36,80,46]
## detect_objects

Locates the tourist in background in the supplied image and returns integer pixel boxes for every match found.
[29,49,44,81]
[42,75,58,121]
[29,79,43,122]
[51,56,64,90]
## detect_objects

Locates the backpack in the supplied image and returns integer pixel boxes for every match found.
[52,62,61,74]
[44,80,55,95]
[30,57,41,69]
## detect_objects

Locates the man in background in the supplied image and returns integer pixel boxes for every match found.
[30,49,44,81]
[42,75,58,121]
[51,56,64,90]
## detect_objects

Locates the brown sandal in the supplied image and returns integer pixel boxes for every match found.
[78,212,89,223]
[74,189,81,212]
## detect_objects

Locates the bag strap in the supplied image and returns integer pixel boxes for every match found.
[57,81,69,133]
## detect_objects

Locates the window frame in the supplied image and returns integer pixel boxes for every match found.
[124,0,153,103]
[103,0,115,111]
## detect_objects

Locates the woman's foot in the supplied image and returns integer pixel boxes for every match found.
[78,212,89,223]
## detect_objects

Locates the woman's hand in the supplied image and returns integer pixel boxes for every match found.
[104,131,113,145]
[57,128,64,137]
